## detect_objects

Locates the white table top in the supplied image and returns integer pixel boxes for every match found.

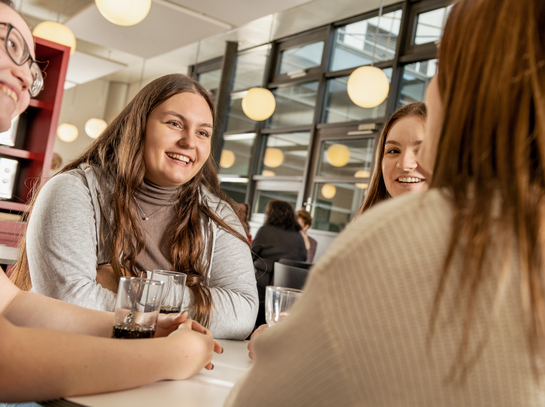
[63,339,251,407]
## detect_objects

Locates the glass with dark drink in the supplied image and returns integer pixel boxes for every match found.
[111,277,164,339]
[149,270,187,315]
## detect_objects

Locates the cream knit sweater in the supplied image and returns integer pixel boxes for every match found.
[226,189,545,406]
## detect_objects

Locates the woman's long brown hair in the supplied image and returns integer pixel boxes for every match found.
[10,74,248,327]
[355,102,426,216]
[428,0,545,380]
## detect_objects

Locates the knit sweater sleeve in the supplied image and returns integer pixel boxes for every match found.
[27,171,117,311]
[205,201,258,340]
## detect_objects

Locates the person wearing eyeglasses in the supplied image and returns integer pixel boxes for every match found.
[0,0,222,403]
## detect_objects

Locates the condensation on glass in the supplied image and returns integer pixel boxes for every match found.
[258,131,311,177]
[278,41,324,75]
[233,45,270,92]
[398,59,437,106]
[268,81,319,128]
[255,190,299,213]
[218,133,257,176]
[317,138,374,178]
[323,68,392,123]
[331,10,402,72]
[413,6,452,45]
[310,182,367,232]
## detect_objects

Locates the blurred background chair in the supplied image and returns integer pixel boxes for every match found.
[273,259,312,290]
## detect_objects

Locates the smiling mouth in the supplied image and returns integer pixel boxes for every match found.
[166,152,191,164]
[0,85,18,103]
[397,177,425,184]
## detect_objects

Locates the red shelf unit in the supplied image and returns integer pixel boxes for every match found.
[0,37,70,246]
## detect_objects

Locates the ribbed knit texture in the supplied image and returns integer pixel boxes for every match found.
[226,189,545,406]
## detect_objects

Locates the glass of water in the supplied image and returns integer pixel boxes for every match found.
[148,270,187,314]
[265,286,303,327]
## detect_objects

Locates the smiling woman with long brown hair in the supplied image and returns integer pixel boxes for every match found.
[225,0,545,405]
[10,74,258,339]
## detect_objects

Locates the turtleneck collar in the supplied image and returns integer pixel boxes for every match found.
[135,179,179,206]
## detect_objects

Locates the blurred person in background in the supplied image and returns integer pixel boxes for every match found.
[295,208,317,263]
[252,200,306,327]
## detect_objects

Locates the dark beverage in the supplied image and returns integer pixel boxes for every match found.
[112,323,155,339]
[160,306,180,314]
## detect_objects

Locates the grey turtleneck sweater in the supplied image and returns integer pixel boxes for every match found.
[26,164,258,339]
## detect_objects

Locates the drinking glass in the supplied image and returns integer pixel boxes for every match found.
[111,277,164,339]
[149,270,187,314]
[265,286,303,327]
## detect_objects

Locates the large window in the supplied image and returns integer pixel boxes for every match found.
[195,0,447,234]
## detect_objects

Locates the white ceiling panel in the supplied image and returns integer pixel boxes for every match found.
[171,0,314,27]
[65,51,127,85]
[66,3,225,59]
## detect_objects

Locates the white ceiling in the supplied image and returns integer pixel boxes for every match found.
[17,0,399,87]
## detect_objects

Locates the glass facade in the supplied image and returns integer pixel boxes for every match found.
[278,41,324,74]
[268,81,319,128]
[323,68,392,123]
[258,132,311,177]
[194,0,446,234]
[331,10,402,71]
[414,6,452,45]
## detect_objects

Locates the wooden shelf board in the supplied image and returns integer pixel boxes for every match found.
[0,147,42,160]
[0,201,27,212]
[28,99,53,110]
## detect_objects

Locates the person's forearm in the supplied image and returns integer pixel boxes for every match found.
[3,290,113,337]
[0,318,208,402]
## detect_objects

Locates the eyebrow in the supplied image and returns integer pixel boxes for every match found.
[162,111,213,129]
[385,140,423,146]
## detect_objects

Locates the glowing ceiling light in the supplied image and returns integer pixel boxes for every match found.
[326,144,350,167]
[85,118,107,139]
[347,66,389,108]
[57,123,78,142]
[33,21,76,55]
[219,149,236,169]
[242,88,276,121]
[263,147,284,168]
[321,184,336,199]
[95,0,152,26]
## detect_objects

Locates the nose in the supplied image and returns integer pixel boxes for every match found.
[396,150,417,170]
[6,55,32,92]
[177,129,196,149]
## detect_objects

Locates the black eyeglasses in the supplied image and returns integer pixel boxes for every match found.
[0,22,44,97]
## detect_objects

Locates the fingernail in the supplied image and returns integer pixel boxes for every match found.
[203,329,207,335]
[211,364,215,370]
[221,347,224,354]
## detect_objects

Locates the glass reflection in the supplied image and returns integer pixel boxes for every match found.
[255,190,299,213]
[331,10,402,72]
[398,59,437,106]
[317,138,374,177]
[220,181,248,203]
[218,133,257,176]
[311,182,367,232]
[233,45,270,92]
[258,132,311,177]
[198,69,221,99]
[279,41,324,74]
[323,68,392,123]
[414,6,452,45]
[226,95,256,132]
[268,81,319,128]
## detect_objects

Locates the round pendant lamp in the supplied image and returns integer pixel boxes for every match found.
[347,66,389,108]
[354,170,370,189]
[57,123,78,142]
[326,144,350,167]
[219,149,236,169]
[263,147,284,168]
[242,88,276,121]
[262,170,276,177]
[321,184,337,199]
[85,118,107,139]
[33,21,76,55]
[95,0,152,26]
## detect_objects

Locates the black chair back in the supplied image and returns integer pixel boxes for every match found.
[273,262,310,290]
[277,258,313,270]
